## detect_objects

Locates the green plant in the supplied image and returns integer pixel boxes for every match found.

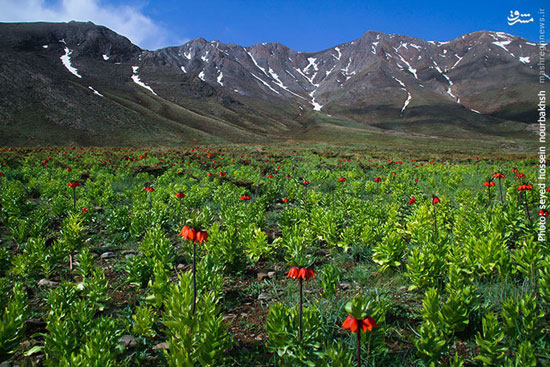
[372,231,407,272]
[162,272,230,367]
[474,311,506,366]
[502,294,544,344]
[132,304,156,339]
[318,264,342,298]
[266,303,322,366]
[414,288,448,365]
[0,283,28,362]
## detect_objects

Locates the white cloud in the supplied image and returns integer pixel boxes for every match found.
[0,0,174,50]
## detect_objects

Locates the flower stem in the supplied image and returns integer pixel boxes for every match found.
[498,179,503,203]
[357,329,361,367]
[192,241,197,315]
[299,278,303,342]
[72,187,76,210]
[433,204,438,238]
[524,192,531,221]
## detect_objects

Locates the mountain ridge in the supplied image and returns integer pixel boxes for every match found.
[0,21,546,146]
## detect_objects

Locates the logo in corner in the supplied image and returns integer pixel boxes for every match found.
[507,10,534,26]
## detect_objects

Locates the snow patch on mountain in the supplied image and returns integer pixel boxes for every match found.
[396,53,418,79]
[268,68,305,99]
[246,50,271,79]
[451,55,463,70]
[333,47,342,60]
[131,66,157,95]
[88,86,103,97]
[401,90,412,113]
[519,56,530,64]
[217,71,224,86]
[492,40,512,52]
[59,41,82,78]
[102,54,110,61]
[198,71,205,81]
[250,73,281,95]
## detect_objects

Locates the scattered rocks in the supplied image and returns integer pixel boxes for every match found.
[152,342,169,351]
[223,314,236,322]
[37,279,58,288]
[176,264,188,271]
[100,252,115,259]
[339,282,351,290]
[118,335,137,348]
[257,271,276,281]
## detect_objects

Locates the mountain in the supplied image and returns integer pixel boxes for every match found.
[0,21,546,146]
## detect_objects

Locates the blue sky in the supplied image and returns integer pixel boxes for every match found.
[0,0,545,50]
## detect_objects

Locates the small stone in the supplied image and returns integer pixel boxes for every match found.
[255,336,262,341]
[152,342,169,351]
[267,271,276,279]
[37,279,58,288]
[223,314,236,322]
[176,264,187,271]
[94,206,103,211]
[118,335,137,348]
[100,252,115,259]
[257,272,268,281]
[339,282,351,290]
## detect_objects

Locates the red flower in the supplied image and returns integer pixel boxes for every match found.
[179,225,196,242]
[338,177,347,182]
[492,172,506,179]
[516,173,526,179]
[414,178,418,183]
[517,184,533,191]
[432,196,440,205]
[240,195,251,200]
[286,174,291,178]
[219,172,226,176]
[0,172,4,177]
[195,230,209,244]
[512,168,519,174]
[538,210,549,217]
[547,186,550,193]
[342,315,379,333]
[287,267,315,280]
[408,196,416,205]
[175,192,185,198]
[282,198,289,203]
[68,181,80,188]
[66,168,72,172]
[267,174,274,178]
[483,181,495,187]
[303,180,310,185]
[298,267,315,280]
[144,186,154,192]
[287,267,299,279]
[374,177,382,183]
[82,207,88,213]
[207,172,213,176]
